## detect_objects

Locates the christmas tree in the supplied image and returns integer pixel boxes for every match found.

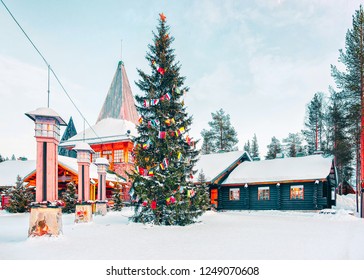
[129,13,208,226]
[5,175,34,213]
[61,181,78,213]
[112,183,124,211]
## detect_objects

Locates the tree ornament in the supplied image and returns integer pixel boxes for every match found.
[159,13,166,22]
[158,67,165,75]
[151,200,157,209]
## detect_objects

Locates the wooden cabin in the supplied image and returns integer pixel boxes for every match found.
[219,155,337,210]
[193,151,252,208]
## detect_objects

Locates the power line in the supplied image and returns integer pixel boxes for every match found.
[0,0,101,142]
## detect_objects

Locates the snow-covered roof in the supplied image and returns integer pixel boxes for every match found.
[95,157,110,166]
[0,156,124,187]
[222,155,333,185]
[57,156,124,182]
[0,160,36,187]
[73,142,95,153]
[25,107,67,126]
[194,151,251,184]
[59,118,138,147]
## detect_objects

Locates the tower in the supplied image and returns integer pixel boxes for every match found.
[25,107,67,202]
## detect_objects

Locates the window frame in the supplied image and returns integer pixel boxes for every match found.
[290,185,304,200]
[229,188,240,201]
[258,186,270,200]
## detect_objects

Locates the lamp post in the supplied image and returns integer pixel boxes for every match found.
[25,107,67,202]
[25,107,66,237]
[95,157,109,216]
[73,142,94,202]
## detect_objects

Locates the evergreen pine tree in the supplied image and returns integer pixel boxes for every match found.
[61,181,78,213]
[112,183,124,211]
[266,136,282,159]
[11,154,16,160]
[205,108,238,152]
[331,5,364,213]
[327,88,354,182]
[0,154,4,162]
[200,129,214,155]
[5,175,34,213]
[130,13,208,226]
[59,117,78,158]
[283,133,304,157]
[243,140,251,154]
[251,134,259,158]
[302,92,327,154]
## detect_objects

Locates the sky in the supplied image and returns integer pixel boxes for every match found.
[0,0,362,160]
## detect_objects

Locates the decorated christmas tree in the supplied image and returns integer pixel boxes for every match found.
[112,183,124,211]
[129,13,209,226]
[5,175,34,213]
[61,181,78,213]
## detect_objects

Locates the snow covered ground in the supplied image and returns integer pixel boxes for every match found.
[0,194,363,260]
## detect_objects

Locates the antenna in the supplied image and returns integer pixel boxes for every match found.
[47,65,50,108]
[83,118,85,142]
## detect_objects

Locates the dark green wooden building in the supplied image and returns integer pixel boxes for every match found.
[217,155,337,211]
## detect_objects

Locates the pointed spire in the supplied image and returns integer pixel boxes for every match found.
[96,61,139,124]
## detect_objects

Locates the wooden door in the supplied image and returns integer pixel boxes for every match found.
[210,188,218,208]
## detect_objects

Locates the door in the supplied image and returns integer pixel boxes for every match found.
[210,188,218,208]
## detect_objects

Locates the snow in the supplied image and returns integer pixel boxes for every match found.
[0,195,363,260]
[59,118,138,147]
[193,151,251,183]
[0,156,124,187]
[0,160,36,187]
[72,142,95,152]
[25,107,67,125]
[223,155,333,185]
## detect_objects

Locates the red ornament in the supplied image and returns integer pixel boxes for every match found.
[142,200,148,207]
[151,200,157,209]
[158,67,165,75]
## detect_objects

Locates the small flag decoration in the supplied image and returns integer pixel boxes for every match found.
[158,131,167,139]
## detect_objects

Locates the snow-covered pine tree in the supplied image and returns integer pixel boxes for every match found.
[61,181,78,213]
[302,92,327,154]
[251,134,259,158]
[205,108,238,152]
[266,136,282,159]
[112,183,124,211]
[130,13,208,226]
[200,129,214,155]
[5,175,33,213]
[0,154,4,162]
[243,140,251,154]
[283,133,304,157]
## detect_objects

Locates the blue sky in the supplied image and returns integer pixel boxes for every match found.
[0,0,362,160]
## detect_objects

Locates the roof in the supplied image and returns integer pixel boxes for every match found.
[222,155,333,185]
[0,156,125,187]
[194,150,251,184]
[0,160,36,187]
[73,142,95,153]
[59,118,138,147]
[25,107,67,126]
[97,61,139,125]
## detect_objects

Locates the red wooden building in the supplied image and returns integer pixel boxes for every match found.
[59,61,139,201]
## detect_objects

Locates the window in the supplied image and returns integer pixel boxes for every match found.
[290,185,304,200]
[92,151,101,163]
[114,150,124,163]
[258,187,270,200]
[229,188,240,201]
